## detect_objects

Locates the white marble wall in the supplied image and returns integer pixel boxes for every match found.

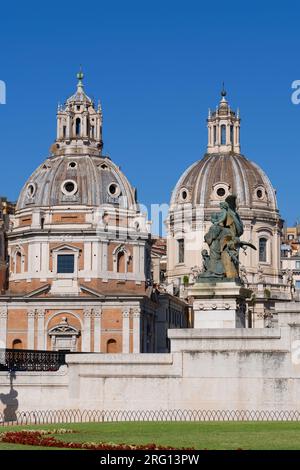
[2,307,300,413]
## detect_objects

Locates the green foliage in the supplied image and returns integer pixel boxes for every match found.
[264,288,271,300]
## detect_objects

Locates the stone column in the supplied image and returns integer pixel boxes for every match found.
[67,114,71,138]
[57,116,61,139]
[132,307,141,353]
[0,306,8,348]
[93,307,102,352]
[122,307,130,353]
[226,123,230,145]
[27,309,35,349]
[102,241,109,280]
[37,308,45,350]
[84,242,92,273]
[40,242,49,281]
[82,308,92,352]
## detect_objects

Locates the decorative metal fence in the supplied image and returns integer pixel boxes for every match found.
[0,349,66,372]
[2,409,300,425]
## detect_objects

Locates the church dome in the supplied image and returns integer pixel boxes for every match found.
[16,154,137,211]
[170,152,278,213]
[16,72,137,212]
[170,89,278,216]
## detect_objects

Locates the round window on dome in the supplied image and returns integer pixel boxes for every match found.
[68,161,77,169]
[257,189,264,199]
[108,183,120,197]
[61,180,78,196]
[216,187,226,197]
[27,183,36,198]
[179,188,189,202]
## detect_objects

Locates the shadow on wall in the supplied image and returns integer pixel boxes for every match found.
[0,371,19,422]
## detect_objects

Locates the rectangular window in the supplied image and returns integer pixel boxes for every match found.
[259,238,267,263]
[178,239,184,264]
[221,125,226,145]
[230,125,234,144]
[57,254,75,274]
[296,280,300,290]
[296,261,300,270]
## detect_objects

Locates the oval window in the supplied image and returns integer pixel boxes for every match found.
[27,184,36,197]
[108,183,120,197]
[180,189,188,201]
[257,189,263,199]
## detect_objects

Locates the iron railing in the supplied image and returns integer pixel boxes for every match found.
[0,349,66,372]
[2,409,300,425]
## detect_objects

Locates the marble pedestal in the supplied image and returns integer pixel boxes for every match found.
[188,281,252,328]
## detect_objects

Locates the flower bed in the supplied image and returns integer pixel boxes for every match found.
[0,430,192,450]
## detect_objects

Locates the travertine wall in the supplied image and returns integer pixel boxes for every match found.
[1,304,300,413]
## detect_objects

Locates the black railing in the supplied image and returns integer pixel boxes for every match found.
[0,349,66,372]
[2,409,300,425]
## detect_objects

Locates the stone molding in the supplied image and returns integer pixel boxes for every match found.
[0,306,8,318]
[132,307,141,317]
[27,308,36,318]
[93,307,102,318]
[122,307,130,318]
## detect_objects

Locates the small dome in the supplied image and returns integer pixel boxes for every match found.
[170,153,278,213]
[16,154,137,211]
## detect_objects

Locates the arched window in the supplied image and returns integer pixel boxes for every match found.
[75,118,81,136]
[221,125,226,145]
[12,339,23,350]
[117,251,125,273]
[259,238,268,263]
[106,339,118,353]
[14,251,24,274]
[113,245,131,274]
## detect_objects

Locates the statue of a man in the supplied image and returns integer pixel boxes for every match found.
[198,194,256,282]
[199,215,226,278]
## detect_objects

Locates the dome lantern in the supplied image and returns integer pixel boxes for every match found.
[55,70,103,156]
[207,88,241,154]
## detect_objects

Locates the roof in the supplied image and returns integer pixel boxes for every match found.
[170,152,278,213]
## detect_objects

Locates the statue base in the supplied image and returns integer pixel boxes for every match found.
[188,281,252,328]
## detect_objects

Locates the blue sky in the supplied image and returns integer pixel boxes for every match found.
[0,0,300,229]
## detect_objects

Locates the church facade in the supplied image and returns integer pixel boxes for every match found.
[0,73,188,353]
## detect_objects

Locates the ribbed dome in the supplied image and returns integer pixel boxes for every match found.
[170,153,278,212]
[16,154,137,211]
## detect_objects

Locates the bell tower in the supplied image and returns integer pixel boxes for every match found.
[207,86,241,154]
[55,69,103,156]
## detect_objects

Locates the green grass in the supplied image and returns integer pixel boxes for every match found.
[1,421,300,450]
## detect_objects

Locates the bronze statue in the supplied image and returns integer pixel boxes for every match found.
[198,195,256,283]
